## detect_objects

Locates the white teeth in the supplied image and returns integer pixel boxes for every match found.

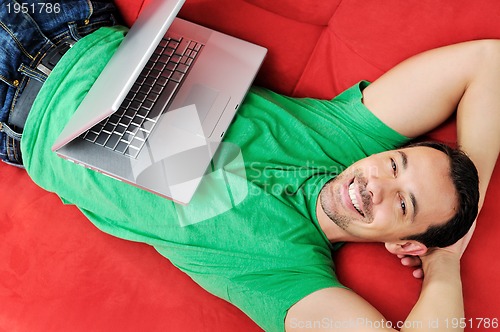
[349,183,363,215]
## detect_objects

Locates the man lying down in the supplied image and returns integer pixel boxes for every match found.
[8,15,500,332]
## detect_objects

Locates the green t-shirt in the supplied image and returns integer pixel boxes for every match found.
[22,26,409,332]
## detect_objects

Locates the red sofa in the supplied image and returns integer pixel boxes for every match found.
[2,1,499,331]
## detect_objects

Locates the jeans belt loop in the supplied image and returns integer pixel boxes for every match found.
[9,39,75,129]
[0,122,23,140]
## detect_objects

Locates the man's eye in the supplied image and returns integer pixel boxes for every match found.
[391,158,397,175]
[400,198,406,215]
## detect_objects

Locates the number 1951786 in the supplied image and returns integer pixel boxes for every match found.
[6,2,61,14]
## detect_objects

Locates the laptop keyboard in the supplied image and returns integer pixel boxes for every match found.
[82,35,203,158]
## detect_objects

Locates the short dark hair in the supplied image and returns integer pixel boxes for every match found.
[402,141,479,248]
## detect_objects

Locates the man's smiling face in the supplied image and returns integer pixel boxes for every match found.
[317,146,458,243]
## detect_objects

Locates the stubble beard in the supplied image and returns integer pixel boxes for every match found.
[319,173,353,231]
[319,169,372,231]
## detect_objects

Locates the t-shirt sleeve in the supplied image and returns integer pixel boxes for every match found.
[328,80,411,152]
[245,83,411,170]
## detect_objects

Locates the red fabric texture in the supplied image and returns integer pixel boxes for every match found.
[2,1,500,331]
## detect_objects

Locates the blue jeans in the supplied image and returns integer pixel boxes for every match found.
[0,0,119,167]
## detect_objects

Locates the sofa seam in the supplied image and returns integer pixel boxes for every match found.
[292,1,387,96]
[290,0,344,96]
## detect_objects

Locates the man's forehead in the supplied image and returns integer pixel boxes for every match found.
[402,147,457,226]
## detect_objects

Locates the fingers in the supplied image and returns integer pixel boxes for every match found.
[399,255,424,279]
[412,268,424,279]
[400,255,421,267]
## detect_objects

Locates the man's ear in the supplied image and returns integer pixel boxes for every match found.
[384,241,428,256]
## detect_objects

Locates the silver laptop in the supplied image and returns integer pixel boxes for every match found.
[52,0,267,204]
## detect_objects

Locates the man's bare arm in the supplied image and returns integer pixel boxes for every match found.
[364,40,500,268]
[363,39,500,329]
[286,247,463,332]
[363,39,500,213]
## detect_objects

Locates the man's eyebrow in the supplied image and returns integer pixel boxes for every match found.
[410,193,418,222]
[398,150,408,170]
[398,150,418,222]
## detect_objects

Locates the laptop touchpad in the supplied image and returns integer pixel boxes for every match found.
[184,84,218,123]
[173,84,230,137]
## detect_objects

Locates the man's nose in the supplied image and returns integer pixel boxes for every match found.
[366,176,394,205]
